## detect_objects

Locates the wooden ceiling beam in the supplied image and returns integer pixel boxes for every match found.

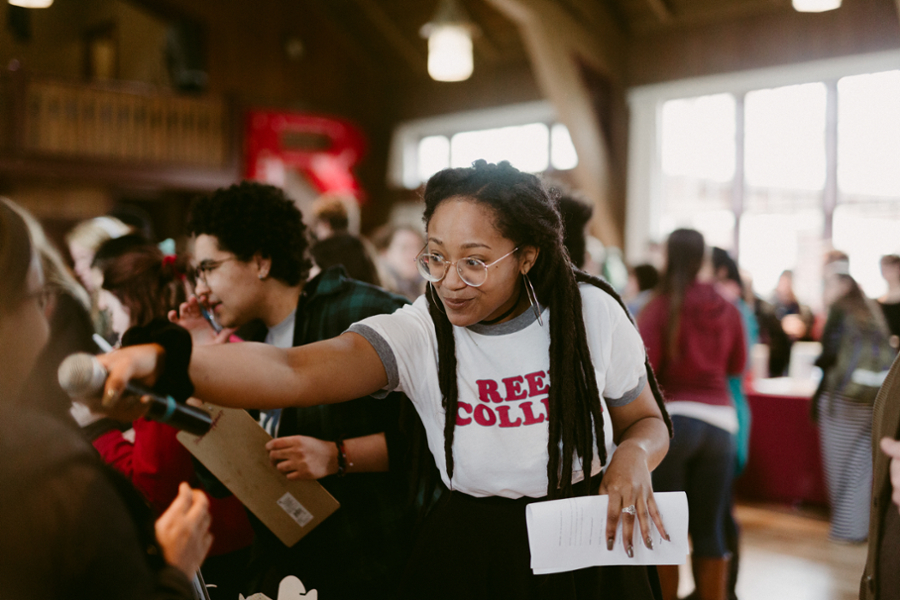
[484,0,626,248]
[597,0,632,34]
[349,0,426,74]
[465,7,502,63]
[562,0,630,34]
[306,0,384,77]
[631,1,793,34]
[646,0,674,22]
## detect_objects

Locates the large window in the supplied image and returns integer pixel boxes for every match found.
[740,83,827,300]
[628,52,900,307]
[659,94,736,250]
[834,71,900,299]
[414,122,576,184]
[390,102,579,189]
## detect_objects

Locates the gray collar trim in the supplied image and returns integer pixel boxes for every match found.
[466,305,540,336]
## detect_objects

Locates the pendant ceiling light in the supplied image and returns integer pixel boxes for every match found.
[421,0,476,82]
[792,0,841,12]
[8,0,54,7]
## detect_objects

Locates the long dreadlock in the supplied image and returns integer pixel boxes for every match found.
[422,160,671,500]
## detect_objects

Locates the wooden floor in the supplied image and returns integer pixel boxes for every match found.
[677,503,869,600]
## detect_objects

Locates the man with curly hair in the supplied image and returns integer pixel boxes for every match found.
[179,181,410,599]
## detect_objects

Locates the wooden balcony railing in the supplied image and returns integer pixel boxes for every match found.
[0,71,239,190]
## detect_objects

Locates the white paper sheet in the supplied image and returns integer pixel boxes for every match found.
[525,491,689,574]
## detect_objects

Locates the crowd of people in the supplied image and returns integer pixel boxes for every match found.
[3,159,900,600]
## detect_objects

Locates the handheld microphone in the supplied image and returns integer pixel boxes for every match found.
[58,353,212,436]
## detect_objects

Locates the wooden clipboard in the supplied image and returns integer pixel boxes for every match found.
[177,404,340,547]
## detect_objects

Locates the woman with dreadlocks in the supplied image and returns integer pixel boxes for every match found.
[97,160,671,600]
[638,229,746,600]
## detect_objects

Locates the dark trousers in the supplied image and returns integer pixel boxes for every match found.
[652,415,736,558]
[399,491,662,600]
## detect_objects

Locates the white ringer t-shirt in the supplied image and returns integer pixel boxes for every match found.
[348,283,647,499]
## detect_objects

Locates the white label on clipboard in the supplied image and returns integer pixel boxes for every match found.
[277,492,314,528]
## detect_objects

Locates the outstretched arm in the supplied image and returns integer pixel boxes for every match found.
[98,331,389,411]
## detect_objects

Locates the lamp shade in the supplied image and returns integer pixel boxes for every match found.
[792,0,841,12]
[427,25,473,82]
[421,0,475,82]
[9,0,54,7]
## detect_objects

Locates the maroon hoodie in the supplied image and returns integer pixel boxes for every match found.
[638,281,746,407]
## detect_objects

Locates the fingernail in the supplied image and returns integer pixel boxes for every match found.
[102,388,120,408]
[664,533,671,542]
[646,536,654,550]
[626,544,634,558]
[607,537,614,551]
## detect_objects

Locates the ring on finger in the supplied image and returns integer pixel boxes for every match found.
[622,504,637,516]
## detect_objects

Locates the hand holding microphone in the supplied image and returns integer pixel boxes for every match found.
[59,350,212,435]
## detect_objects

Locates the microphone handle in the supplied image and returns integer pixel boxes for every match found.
[125,381,212,436]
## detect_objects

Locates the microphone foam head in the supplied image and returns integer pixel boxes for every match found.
[58,353,106,398]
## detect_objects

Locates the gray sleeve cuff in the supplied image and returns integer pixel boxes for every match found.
[604,373,647,407]
[346,323,399,398]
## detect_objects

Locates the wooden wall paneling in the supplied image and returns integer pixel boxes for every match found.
[626,0,900,86]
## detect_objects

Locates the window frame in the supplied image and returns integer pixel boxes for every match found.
[389,101,571,189]
[625,49,900,264]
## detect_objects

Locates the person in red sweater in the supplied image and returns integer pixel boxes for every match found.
[87,239,254,600]
[638,229,746,600]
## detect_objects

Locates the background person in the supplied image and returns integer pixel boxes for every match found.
[0,197,210,600]
[711,247,758,600]
[310,193,358,240]
[65,215,132,342]
[10,203,97,425]
[812,261,894,543]
[554,184,593,270]
[372,223,425,301]
[767,269,815,376]
[639,229,746,600]
[625,263,660,319]
[310,231,382,287]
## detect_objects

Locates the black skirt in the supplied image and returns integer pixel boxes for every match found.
[399,491,663,600]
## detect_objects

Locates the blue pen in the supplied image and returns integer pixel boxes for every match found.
[199,303,223,334]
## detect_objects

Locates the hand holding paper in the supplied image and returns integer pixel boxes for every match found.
[526,491,689,574]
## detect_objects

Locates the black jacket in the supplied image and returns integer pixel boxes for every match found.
[0,405,194,600]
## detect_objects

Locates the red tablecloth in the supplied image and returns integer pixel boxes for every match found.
[734,391,828,506]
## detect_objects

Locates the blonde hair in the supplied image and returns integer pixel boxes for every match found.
[65,216,131,253]
[311,193,360,235]
[8,201,90,310]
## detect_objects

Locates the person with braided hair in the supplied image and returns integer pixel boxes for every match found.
[96,160,672,600]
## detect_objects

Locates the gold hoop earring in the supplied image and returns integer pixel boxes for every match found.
[522,273,543,326]
[427,282,445,314]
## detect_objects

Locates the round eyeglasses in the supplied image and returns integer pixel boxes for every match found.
[415,246,519,287]
[191,257,236,285]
